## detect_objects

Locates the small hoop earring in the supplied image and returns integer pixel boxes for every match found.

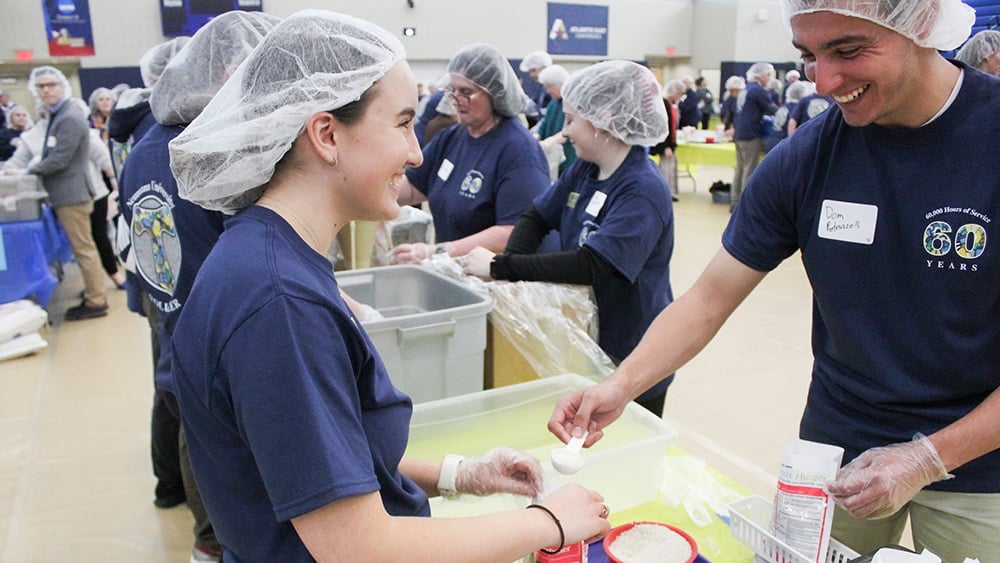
[329,156,339,168]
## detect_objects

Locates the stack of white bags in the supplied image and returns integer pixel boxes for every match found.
[0,300,49,361]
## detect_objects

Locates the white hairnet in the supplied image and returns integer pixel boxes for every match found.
[746,62,776,81]
[448,44,526,118]
[782,0,975,51]
[28,66,72,104]
[538,64,569,86]
[139,36,190,88]
[4,105,34,130]
[664,79,686,98]
[562,60,668,146]
[725,75,747,90]
[786,69,801,81]
[785,80,814,102]
[150,11,280,127]
[170,9,406,214]
[519,50,552,72]
[955,29,1000,69]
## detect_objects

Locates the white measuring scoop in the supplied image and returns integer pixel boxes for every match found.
[550,431,589,475]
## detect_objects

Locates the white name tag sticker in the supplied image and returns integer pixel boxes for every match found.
[584,191,607,217]
[437,159,454,181]
[817,199,878,245]
[46,136,57,149]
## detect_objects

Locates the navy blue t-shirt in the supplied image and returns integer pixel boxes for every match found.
[534,146,675,399]
[172,206,428,561]
[790,93,832,127]
[118,123,227,393]
[734,82,777,141]
[723,65,1000,493]
[406,117,552,244]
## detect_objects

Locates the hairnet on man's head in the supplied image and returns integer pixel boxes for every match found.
[725,75,747,90]
[538,64,569,86]
[519,50,552,72]
[170,9,406,214]
[785,80,814,103]
[448,43,526,118]
[782,0,975,51]
[562,60,668,146]
[150,11,280,127]
[955,29,1000,70]
[28,66,72,103]
[139,36,190,88]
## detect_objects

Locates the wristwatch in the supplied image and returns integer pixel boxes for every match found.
[437,454,465,499]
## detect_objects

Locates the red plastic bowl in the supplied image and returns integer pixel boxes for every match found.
[603,521,698,563]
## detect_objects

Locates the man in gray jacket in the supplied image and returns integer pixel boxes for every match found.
[26,66,107,320]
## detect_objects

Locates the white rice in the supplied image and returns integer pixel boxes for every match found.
[607,523,692,563]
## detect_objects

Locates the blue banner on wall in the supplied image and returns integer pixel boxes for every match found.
[547,3,608,56]
[43,0,96,57]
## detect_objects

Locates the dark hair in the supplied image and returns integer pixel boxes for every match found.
[327,82,379,126]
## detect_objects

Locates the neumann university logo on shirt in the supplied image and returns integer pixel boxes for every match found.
[923,206,990,272]
[127,181,183,312]
[459,170,485,199]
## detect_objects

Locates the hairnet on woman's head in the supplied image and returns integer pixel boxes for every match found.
[150,11,279,127]
[448,44,526,118]
[139,36,190,88]
[782,0,975,51]
[28,66,71,103]
[4,105,34,130]
[519,50,552,72]
[725,75,746,90]
[538,64,569,86]
[88,87,114,116]
[955,29,1000,69]
[562,60,668,146]
[664,79,686,98]
[170,9,406,214]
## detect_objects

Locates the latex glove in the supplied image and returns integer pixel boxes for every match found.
[357,303,384,322]
[462,247,495,279]
[456,447,544,498]
[390,242,436,264]
[826,434,952,519]
[2,168,26,176]
[547,381,631,448]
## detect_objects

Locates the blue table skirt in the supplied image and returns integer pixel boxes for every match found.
[0,205,73,307]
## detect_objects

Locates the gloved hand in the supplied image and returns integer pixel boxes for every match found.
[390,242,437,264]
[456,447,544,498]
[461,247,495,279]
[826,433,952,519]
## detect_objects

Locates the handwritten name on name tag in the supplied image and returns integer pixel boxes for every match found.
[817,200,878,245]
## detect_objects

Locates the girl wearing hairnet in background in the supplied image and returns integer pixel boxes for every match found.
[167,10,610,561]
[463,61,677,418]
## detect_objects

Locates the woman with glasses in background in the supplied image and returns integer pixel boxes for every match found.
[391,43,556,264]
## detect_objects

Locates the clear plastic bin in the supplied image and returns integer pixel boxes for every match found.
[728,496,860,563]
[0,175,47,223]
[338,265,492,403]
[406,374,678,516]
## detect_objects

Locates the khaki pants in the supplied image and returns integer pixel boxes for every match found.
[54,201,107,307]
[733,138,765,210]
[832,490,1000,562]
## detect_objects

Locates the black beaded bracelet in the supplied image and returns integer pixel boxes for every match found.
[526,503,565,554]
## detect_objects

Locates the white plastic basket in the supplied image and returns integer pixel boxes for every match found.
[729,496,860,563]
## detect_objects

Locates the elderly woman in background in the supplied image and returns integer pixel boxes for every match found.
[463,61,677,416]
[88,87,115,142]
[533,64,575,180]
[167,10,610,560]
[391,43,555,264]
[0,104,34,161]
[651,78,685,200]
[955,29,1000,75]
